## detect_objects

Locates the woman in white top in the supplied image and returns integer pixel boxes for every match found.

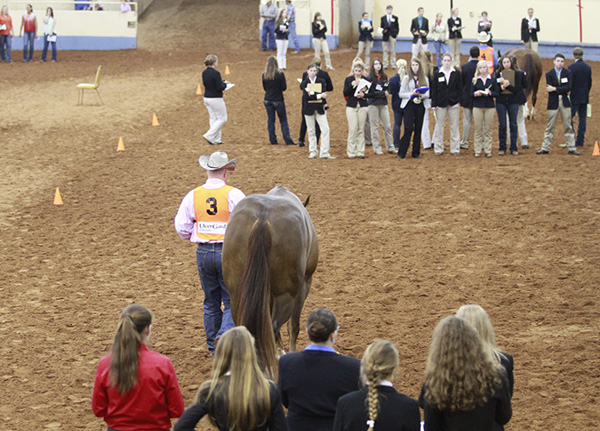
[430,13,449,68]
[40,7,56,62]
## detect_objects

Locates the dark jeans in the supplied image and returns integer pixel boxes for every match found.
[264,100,294,145]
[0,34,11,62]
[196,243,234,354]
[393,108,404,149]
[41,34,57,62]
[261,20,276,50]
[299,110,320,144]
[496,102,518,152]
[398,101,424,157]
[571,103,587,147]
[23,32,35,61]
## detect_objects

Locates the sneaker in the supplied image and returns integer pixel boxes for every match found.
[413,154,422,159]
[298,142,305,147]
[434,151,443,156]
[568,150,581,155]
[451,152,460,156]
[485,153,492,158]
[511,151,519,156]
[521,144,530,149]
[460,143,469,150]
[320,154,336,159]
[536,149,549,154]
[559,143,567,148]
[365,142,372,146]
[308,152,318,159]
[285,141,298,146]
[475,153,481,157]
[498,151,505,156]
[374,150,384,155]
[387,148,398,154]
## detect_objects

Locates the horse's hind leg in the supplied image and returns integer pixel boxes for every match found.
[288,278,311,352]
[271,295,295,356]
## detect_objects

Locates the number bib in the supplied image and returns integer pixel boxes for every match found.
[193,185,233,241]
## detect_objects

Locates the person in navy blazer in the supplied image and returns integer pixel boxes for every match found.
[380,5,399,69]
[537,53,578,154]
[431,54,462,155]
[568,47,592,147]
[410,7,429,59]
[278,309,361,431]
[459,46,480,150]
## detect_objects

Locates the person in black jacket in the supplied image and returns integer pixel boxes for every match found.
[300,64,333,159]
[202,54,230,145]
[459,46,480,150]
[388,59,407,150]
[343,61,369,158]
[448,8,463,68]
[333,340,420,431]
[509,55,530,149]
[312,12,333,70]
[410,7,429,60]
[274,9,290,70]
[477,11,493,47]
[520,8,540,52]
[298,58,332,147]
[174,327,287,431]
[431,53,462,155]
[471,59,499,157]
[357,12,373,66]
[537,53,578,155]
[421,316,512,431]
[568,47,592,147]
[263,56,296,146]
[495,55,523,155]
[278,308,361,431]
[380,5,399,69]
[366,58,396,154]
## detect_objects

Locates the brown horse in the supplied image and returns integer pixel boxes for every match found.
[505,48,543,120]
[222,185,318,376]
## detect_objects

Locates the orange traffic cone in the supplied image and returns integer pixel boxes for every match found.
[593,141,600,156]
[225,64,231,75]
[152,113,160,126]
[117,137,125,151]
[196,84,203,95]
[53,187,63,205]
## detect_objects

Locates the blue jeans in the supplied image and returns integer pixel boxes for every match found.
[496,102,518,152]
[393,109,404,149]
[433,40,449,67]
[41,34,57,62]
[288,21,300,52]
[261,20,276,50]
[196,243,234,354]
[23,32,35,61]
[571,103,587,147]
[0,34,12,62]
[264,100,294,145]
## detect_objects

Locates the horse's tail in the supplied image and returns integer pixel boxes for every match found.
[523,52,537,101]
[237,218,277,377]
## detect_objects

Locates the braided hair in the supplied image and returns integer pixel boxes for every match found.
[361,340,399,431]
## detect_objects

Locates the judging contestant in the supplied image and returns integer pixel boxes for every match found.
[274,9,290,70]
[448,8,463,68]
[366,58,396,154]
[388,59,408,150]
[471,60,499,157]
[495,55,523,155]
[430,13,449,68]
[357,12,373,67]
[174,327,287,431]
[278,308,361,431]
[202,54,230,145]
[40,7,56,62]
[263,56,296,146]
[460,46,480,150]
[312,12,333,70]
[92,304,185,430]
[301,63,333,159]
[343,61,369,159]
[431,53,462,156]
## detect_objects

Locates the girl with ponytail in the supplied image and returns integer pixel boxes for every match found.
[333,340,420,431]
[92,304,184,431]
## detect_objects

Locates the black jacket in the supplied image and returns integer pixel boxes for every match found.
[343,75,369,108]
[471,76,499,108]
[366,73,389,106]
[380,14,399,40]
[568,59,592,105]
[358,19,373,42]
[301,69,334,93]
[202,67,227,98]
[545,68,572,109]
[494,69,523,105]
[448,16,462,39]
[312,20,327,39]
[333,386,420,431]
[263,71,287,102]
[515,70,528,105]
[520,18,540,43]
[431,68,462,107]
[275,21,289,40]
[460,59,478,107]
[410,16,429,43]
[300,76,328,115]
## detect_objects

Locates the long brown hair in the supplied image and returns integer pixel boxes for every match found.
[196,327,272,431]
[408,58,427,88]
[424,316,503,412]
[418,50,433,78]
[369,58,387,82]
[263,56,280,81]
[109,304,152,393]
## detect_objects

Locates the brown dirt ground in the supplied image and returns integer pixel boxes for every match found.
[1,0,599,430]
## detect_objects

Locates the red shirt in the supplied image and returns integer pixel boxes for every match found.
[0,14,12,36]
[92,344,185,431]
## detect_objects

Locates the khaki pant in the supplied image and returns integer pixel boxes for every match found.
[382,37,396,68]
[449,38,461,68]
[305,113,331,157]
[541,98,575,151]
[433,104,461,155]
[357,40,372,67]
[411,40,427,60]
[507,104,528,148]
[460,107,473,148]
[368,105,394,152]
[525,39,538,52]
[313,38,333,69]
[346,106,368,157]
[473,107,495,156]
[203,97,227,144]
[421,107,432,148]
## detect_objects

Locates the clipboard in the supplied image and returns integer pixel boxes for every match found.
[307,83,322,93]
[500,70,515,94]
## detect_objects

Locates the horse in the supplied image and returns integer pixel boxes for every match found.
[222,185,318,376]
[505,48,543,120]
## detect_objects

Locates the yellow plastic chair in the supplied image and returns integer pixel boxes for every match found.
[77,66,103,105]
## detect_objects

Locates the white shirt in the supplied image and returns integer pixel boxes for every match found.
[174,178,245,243]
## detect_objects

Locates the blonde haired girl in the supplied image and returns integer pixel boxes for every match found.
[471,59,499,157]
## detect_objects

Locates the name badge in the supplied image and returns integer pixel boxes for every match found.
[497,78,502,83]
[376,84,383,91]
[438,76,445,82]
[561,77,568,83]
[391,18,395,22]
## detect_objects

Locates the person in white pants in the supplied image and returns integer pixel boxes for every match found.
[312,13,334,70]
[300,64,333,159]
[275,9,290,70]
[419,50,434,149]
[202,54,229,145]
[431,54,462,155]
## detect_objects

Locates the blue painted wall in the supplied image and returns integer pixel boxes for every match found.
[10,36,137,51]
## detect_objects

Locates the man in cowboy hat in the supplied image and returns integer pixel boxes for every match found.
[477,31,497,74]
[175,151,245,354]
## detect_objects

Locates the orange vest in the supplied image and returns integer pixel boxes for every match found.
[193,185,233,241]
[478,47,495,74]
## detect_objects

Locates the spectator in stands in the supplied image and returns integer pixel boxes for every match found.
[19,4,37,62]
[366,58,395,155]
[460,46,480,150]
[495,55,523,155]
[0,6,14,63]
[260,0,277,52]
[312,12,333,70]
[343,61,369,158]
[477,11,493,47]
[92,304,185,431]
[388,59,407,150]
[430,13,449,68]
[300,63,333,159]
[263,56,296,146]
[40,7,56,62]
[274,9,290,70]
[421,316,512,431]
[174,327,287,431]
[431,53,462,156]
[202,54,229,145]
[278,308,361,431]
[569,47,592,148]
[471,60,499,157]
[398,57,430,159]
[120,0,132,13]
[333,340,420,431]
[357,12,373,67]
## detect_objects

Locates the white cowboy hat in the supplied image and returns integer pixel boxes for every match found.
[477,31,491,43]
[199,151,237,171]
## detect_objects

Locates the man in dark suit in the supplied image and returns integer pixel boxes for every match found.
[300,63,333,159]
[459,46,479,150]
[568,47,592,147]
[410,7,429,59]
[380,5,399,69]
[298,58,333,147]
[521,8,540,52]
[537,53,579,155]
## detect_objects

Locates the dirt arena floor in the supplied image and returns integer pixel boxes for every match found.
[1,0,599,429]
